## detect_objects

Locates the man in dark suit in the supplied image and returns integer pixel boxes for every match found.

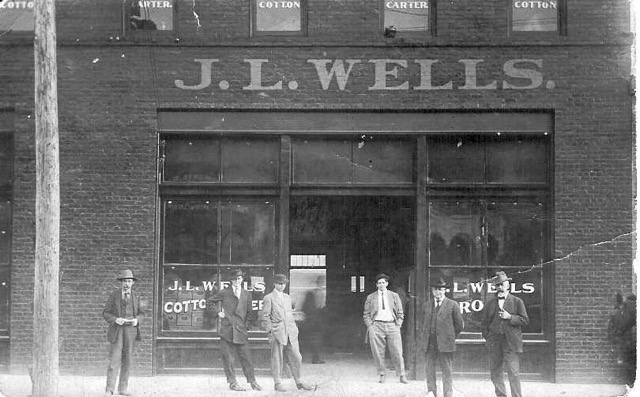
[420,278,464,397]
[260,274,314,392]
[481,271,529,397]
[362,273,409,384]
[102,269,145,397]
[207,269,262,391]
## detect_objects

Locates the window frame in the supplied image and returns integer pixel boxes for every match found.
[507,0,567,37]
[250,0,308,37]
[380,0,437,38]
[122,0,178,39]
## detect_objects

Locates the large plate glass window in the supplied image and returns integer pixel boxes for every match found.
[426,133,550,337]
[252,0,305,35]
[160,199,275,334]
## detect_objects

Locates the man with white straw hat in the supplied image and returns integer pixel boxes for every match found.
[102,269,144,397]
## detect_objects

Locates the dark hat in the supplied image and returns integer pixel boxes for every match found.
[430,277,448,288]
[273,274,289,284]
[229,269,244,279]
[375,273,390,283]
[489,271,512,286]
[117,269,138,281]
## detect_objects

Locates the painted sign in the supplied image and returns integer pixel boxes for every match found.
[175,58,553,91]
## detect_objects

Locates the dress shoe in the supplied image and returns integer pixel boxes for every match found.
[250,381,262,391]
[296,382,315,391]
[274,383,287,392]
[118,391,133,396]
[103,392,113,397]
[229,382,246,391]
[399,375,409,384]
[379,374,386,383]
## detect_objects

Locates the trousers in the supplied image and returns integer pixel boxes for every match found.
[106,325,137,393]
[368,321,406,377]
[426,335,454,397]
[269,336,303,385]
[487,333,523,397]
[220,338,257,384]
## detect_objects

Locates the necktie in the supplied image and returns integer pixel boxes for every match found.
[381,292,386,310]
[436,299,441,308]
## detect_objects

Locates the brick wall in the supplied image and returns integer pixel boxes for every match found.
[0,0,634,383]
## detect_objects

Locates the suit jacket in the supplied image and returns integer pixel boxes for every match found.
[103,289,144,343]
[481,294,529,353]
[260,290,299,345]
[419,297,464,353]
[363,289,404,328]
[207,287,253,344]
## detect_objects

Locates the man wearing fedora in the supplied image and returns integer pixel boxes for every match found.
[419,277,464,397]
[102,269,144,397]
[206,269,262,391]
[481,271,529,397]
[260,273,314,392]
[362,273,408,384]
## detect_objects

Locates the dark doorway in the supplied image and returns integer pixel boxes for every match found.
[289,196,415,363]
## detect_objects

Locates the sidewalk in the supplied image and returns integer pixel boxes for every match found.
[0,372,633,397]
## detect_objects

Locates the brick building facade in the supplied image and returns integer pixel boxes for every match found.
[0,0,634,384]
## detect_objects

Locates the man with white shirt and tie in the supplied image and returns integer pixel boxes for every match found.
[363,273,408,384]
[420,277,464,397]
[207,269,262,392]
[481,271,529,397]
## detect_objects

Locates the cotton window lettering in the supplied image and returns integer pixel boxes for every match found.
[511,0,558,31]
[0,1,34,31]
[384,0,429,33]
[254,0,302,32]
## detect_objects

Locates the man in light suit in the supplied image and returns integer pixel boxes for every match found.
[362,273,408,384]
[207,269,262,391]
[419,278,464,397]
[102,269,144,397]
[481,271,529,397]
[260,274,314,392]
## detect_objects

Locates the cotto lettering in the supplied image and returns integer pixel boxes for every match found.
[0,1,34,9]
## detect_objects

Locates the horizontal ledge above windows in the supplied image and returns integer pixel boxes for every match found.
[159,185,279,197]
[163,263,275,268]
[291,186,415,196]
[41,37,634,48]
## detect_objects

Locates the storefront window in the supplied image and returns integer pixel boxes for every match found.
[0,2,34,32]
[126,0,174,31]
[511,0,559,32]
[383,0,430,33]
[252,0,304,34]
[161,199,276,334]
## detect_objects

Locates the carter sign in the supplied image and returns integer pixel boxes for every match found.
[174,58,552,91]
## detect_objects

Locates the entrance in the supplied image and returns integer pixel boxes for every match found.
[289,196,415,364]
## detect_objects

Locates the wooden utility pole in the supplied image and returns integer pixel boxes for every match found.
[33,0,60,395]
